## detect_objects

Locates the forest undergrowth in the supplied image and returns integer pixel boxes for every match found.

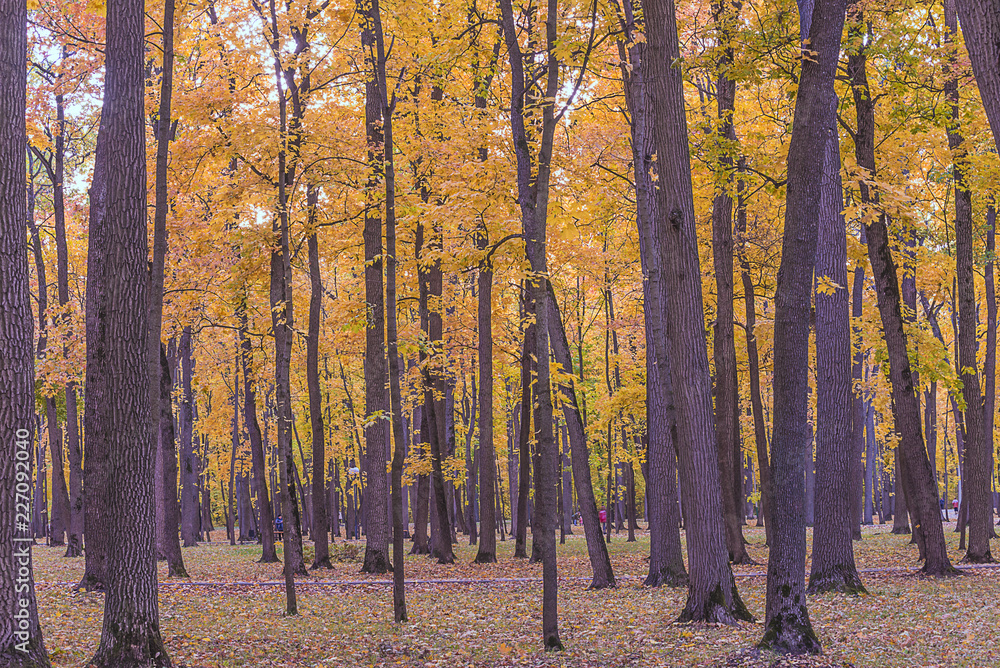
[32,524,999,668]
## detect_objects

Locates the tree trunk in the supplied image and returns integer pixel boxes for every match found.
[736,165,773,544]
[944,0,991,563]
[228,361,238,546]
[264,0,306,602]
[158,345,186,576]
[808,112,864,594]
[26,208,70,547]
[848,9,954,575]
[546,287,616,586]
[710,0,751,565]
[238,300,277,562]
[179,327,200,548]
[641,0,751,625]
[760,0,845,653]
[498,0,563,644]
[514,312,533,560]
[357,0,391,574]
[0,1,51,656]
[850,227,867,538]
[372,20,407,616]
[84,0,171,658]
[984,206,996,528]
[475,238,498,563]
[307,214,332,569]
[149,0,176,567]
[614,6,686,585]
[410,407,431,554]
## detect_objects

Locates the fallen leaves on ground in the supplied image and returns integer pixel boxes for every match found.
[32,523,1000,667]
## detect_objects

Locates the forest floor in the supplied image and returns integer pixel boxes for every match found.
[33,522,1000,667]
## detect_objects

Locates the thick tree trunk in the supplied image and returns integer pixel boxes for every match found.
[808,115,864,594]
[641,0,751,625]
[944,0,991,563]
[84,0,171,659]
[0,2,51,657]
[615,7,686,585]
[759,0,845,653]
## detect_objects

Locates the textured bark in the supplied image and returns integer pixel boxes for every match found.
[944,0,991,563]
[759,0,845,653]
[808,117,864,595]
[710,0,751,565]
[84,0,171,659]
[953,0,1000,155]
[0,2,51,658]
[158,345,186,577]
[641,0,751,625]
[238,300,277,562]
[307,210,332,570]
[615,6,686,586]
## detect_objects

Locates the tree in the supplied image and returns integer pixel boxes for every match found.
[759,0,846,652]
[710,0,751,566]
[358,0,392,574]
[808,105,864,595]
[498,0,564,646]
[149,0,186,578]
[84,0,171,660]
[641,0,752,624]
[0,0,52,661]
[615,0,686,587]
[846,6,956,577]
[943,0,991,564]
